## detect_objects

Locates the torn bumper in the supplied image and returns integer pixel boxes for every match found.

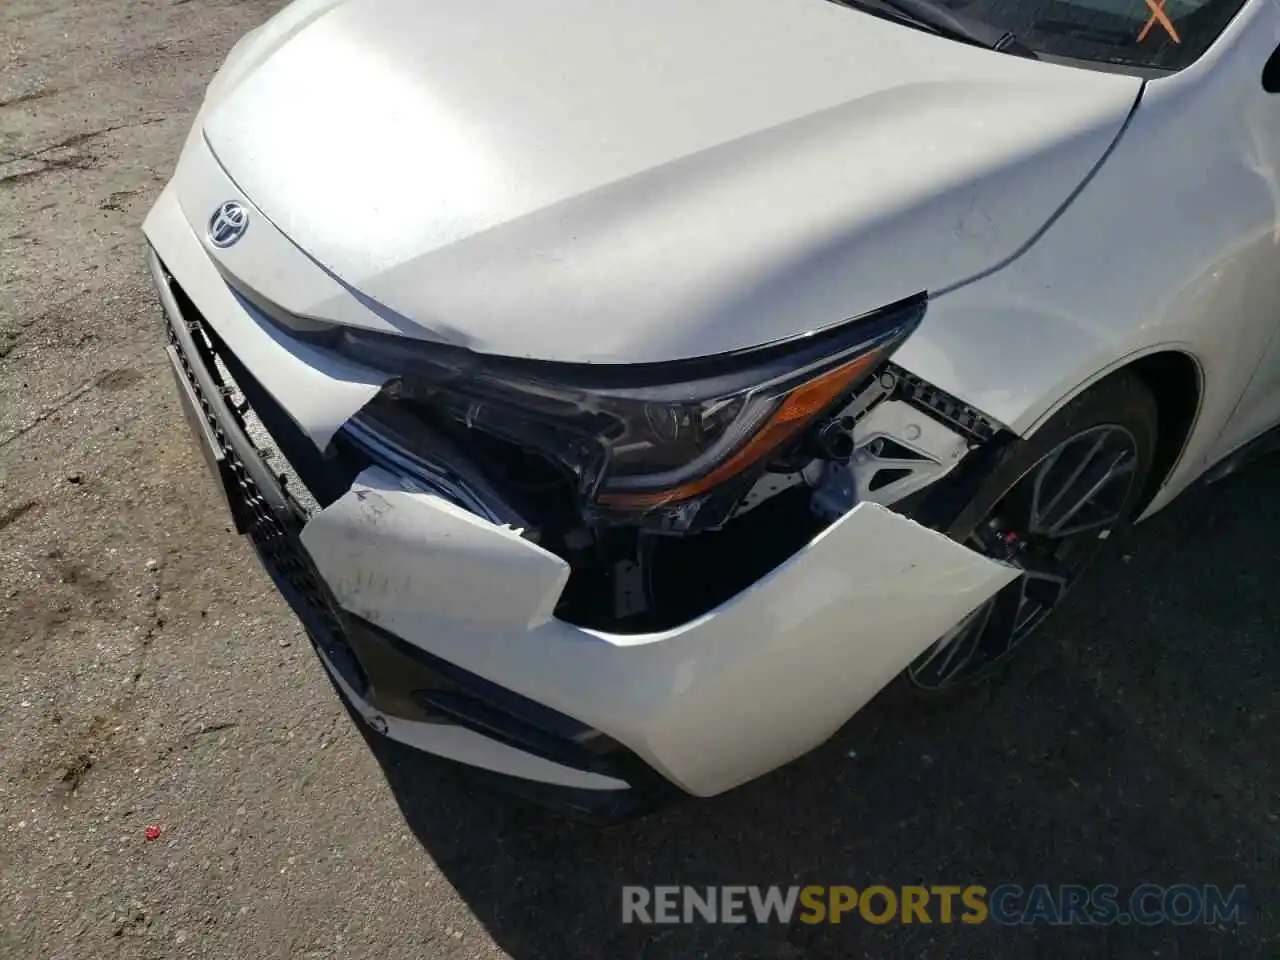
[302,472,1018,800]
[144,185,1018,808]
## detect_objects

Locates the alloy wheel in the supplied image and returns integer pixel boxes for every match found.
[908,423,1141,690]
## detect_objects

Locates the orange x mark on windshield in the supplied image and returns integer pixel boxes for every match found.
[1137,0,1181,43]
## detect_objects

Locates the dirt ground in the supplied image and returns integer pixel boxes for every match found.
[1,1,1277,958]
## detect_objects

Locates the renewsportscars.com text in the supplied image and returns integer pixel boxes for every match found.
[621,884,1247,926]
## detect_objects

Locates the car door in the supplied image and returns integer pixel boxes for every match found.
[1204,33,1280,463]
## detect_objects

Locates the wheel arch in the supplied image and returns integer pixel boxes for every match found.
[1023,347,1204,516]
[1126,350,1203,513]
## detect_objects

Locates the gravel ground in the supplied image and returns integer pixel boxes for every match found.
[2,2,1278,958]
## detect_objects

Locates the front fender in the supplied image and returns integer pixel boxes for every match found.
[893,0,1280,514]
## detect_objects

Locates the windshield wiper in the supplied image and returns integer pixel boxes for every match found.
[828,0,1039,59]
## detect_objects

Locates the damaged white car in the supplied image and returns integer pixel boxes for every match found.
[146,0,1280,818]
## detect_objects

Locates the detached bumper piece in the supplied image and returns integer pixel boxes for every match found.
[152,251,674,822]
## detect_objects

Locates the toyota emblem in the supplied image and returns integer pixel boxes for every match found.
[208,201,249,248]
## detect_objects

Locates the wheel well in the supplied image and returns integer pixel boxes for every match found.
[1124,351,1202,511]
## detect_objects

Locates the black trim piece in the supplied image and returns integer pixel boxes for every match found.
[1200,421,1280,485]
[222,273,335,335]
[455,765,672,825]
[345,618,596,745]
[336,294,928,392]
[164,343,244,531]
[340,402,530,530]
[878,365,1014,533]
[412,690,596,764]
[887,364,1003,444]
[224,261,926,392]
[1265,43,1280,94]
[187,295,364,509]
[906,430,1018,534]
[345,614,682,805]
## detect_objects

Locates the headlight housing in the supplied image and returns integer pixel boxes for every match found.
[335,295,926,533]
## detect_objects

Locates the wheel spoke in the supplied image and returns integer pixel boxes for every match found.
[1018,555,1070,609]
[1018,552,1071,615]
[977,582,1024,661]
[1031,430,1107,530]
[913,601,991,683]
[1029,428,1138,538]
[966,525,1001,556]
[1042,450,1136,537]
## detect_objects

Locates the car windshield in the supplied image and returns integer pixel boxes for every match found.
[884,0,1248,70]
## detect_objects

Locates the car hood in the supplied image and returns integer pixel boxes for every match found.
[196,0,1141,364]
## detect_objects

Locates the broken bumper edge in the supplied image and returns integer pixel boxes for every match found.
[147,232,1019,815]
[150,246,678,822]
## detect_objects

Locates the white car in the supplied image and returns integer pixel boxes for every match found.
[145,0,1279,818]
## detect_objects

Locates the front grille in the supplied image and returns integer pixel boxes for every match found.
[161,277,367,695]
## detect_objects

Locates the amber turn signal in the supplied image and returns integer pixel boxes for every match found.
[597,350,883,509]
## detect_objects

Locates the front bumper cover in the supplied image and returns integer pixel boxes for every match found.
[144,182,1018,808]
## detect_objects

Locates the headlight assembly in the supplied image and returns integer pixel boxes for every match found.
[335,295,926,533]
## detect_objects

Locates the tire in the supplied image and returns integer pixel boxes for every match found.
[905,371,1159,694]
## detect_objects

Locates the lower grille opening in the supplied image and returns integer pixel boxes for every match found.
[342,615,676,798]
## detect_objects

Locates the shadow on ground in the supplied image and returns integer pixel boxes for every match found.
[359,458,1280,959]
